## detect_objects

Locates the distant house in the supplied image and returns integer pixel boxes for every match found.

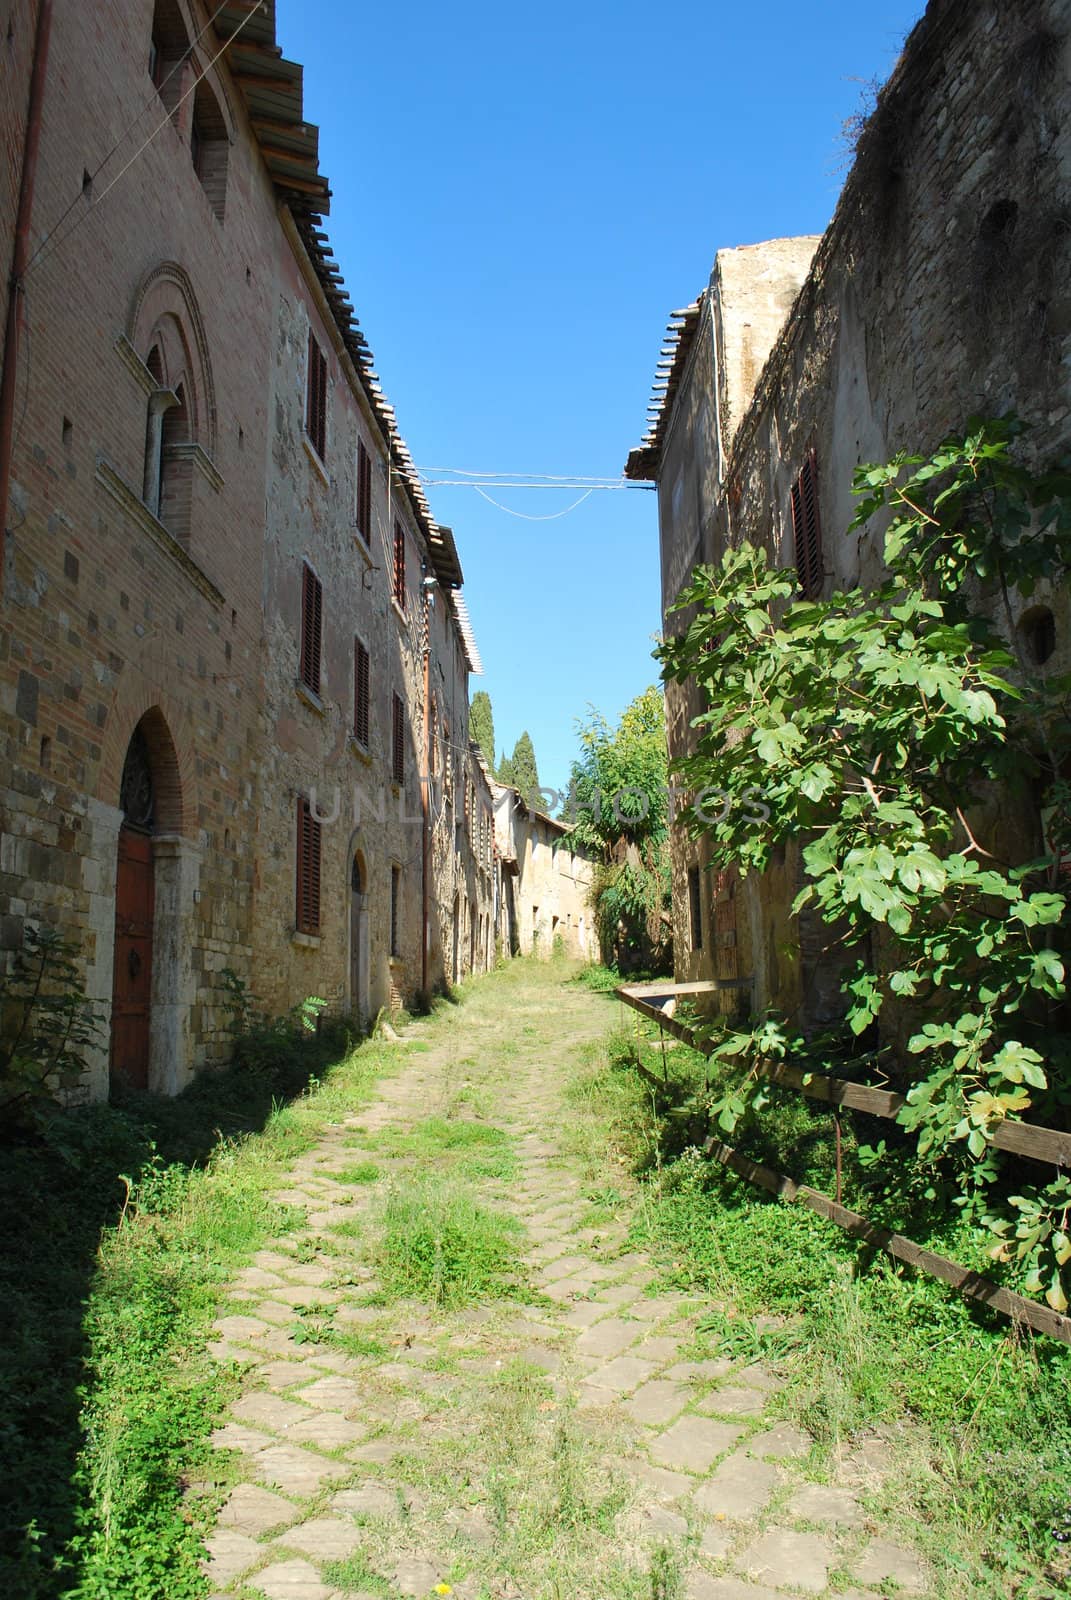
[491,785,595,961]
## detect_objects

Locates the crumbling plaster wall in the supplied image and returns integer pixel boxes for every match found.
[725,0,1071,1025]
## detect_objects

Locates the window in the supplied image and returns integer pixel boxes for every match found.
[429,696,438,778]
[296,797,322,934]
[688,865,703,951]
[789,448,823,599]
[355,439,372,544]
[157,381,190,540]
[353,638,370,747]
[149,0,187,115]
[393,520,406,611]
[392,693,405,785]
[190,78,228,221]
[305,329,327,460]
[390,864,401,956]
[300,562,322,695]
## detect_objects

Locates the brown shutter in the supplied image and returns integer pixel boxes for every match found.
[354,638,370,746]
[393,521,406,611]
[356,441,372,541]
[790,449,823,599]
[300,563,322,693]
[296,796,322,933]
[392,693,404,785]
[390,864,400,955]
[306,330,327,459]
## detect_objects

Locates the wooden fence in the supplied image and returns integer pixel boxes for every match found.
[615,980,1071,1346]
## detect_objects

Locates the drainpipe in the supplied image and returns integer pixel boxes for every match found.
[0,0,51,585]
[420,575,433,996]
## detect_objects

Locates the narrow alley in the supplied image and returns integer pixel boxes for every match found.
[202,963,927,1600]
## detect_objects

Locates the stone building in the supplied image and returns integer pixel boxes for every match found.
[0,0,487,1097]
[626,0,1071,1024]
[492,784,595,960]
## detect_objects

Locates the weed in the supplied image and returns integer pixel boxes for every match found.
[376,1178,524,1308]
[330,1329,387,1360]
[322,1550,393,1595]
[326,1161,381,1185]
[647,1542,684,1600]
[288,1303,337,1345]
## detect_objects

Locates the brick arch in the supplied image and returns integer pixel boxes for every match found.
[128,261,217,457]
[99,678,197,838]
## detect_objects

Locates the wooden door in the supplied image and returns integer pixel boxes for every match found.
[350,858,363,1019]
[111,827,153,1092]
[714,868,738,982]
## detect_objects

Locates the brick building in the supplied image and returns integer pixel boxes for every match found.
[626,0,1071,1024]
[0,0,489,1098]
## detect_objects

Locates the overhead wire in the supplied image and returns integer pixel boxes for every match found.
[471,485,595,520]
[25,0,266,282]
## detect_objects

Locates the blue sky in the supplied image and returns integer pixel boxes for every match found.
[278,0,925,794]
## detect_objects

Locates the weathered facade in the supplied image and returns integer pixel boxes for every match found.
[627,0,1071,1024]
[0,0,488,1098]
[492,784,595,960]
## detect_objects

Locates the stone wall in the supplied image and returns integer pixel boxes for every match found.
[0,0,491,1096]
[0,0,279,1096]
[634,0,1071,1027]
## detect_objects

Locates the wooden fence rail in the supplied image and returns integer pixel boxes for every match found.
[615,984,1071,1170]
[615,981,1071,1346]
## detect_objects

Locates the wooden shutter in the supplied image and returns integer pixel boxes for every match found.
[306,330,327,459]
[300,562,322,694]
[356,440,372,541]
[790,449,823,599]
[390,864,400,955]
[296,796,321,933]
[688,865,703,951]
[393,521,406,611]
[392,693,404,785]
[354,638,370,747]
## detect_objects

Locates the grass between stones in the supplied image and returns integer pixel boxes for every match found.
[586,1014,1071,1600]
[0,1017,401,1600]
[376,1176,525,1308]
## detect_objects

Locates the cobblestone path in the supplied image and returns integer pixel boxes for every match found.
[202,964,930,1600]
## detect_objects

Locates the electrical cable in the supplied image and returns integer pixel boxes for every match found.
[417,464,627,483]
[25,0,266,281]
[472,485,595,520]
[421,479,639,490]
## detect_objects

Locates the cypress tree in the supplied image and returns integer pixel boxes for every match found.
[468,690,495,769]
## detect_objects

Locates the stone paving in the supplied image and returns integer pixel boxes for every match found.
[200,968,932,1600]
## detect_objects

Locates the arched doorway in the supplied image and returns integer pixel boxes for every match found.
[350,852,368,1022]
[108,708,189,1097]
[111,725,156,1092]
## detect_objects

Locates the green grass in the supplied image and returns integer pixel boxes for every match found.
[590,1026,1071,1600]
[376,1176,525,1308]
[367,1114,519,1183]
[321,1550,394,1595]
[0,1016,397,1600]
[326,1160,381,1185]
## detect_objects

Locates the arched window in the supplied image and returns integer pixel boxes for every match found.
[140,327,196,546]
[130,263,218,550]
[149,0,188,117]
[191,78,228,222]
[159,383,190,538]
